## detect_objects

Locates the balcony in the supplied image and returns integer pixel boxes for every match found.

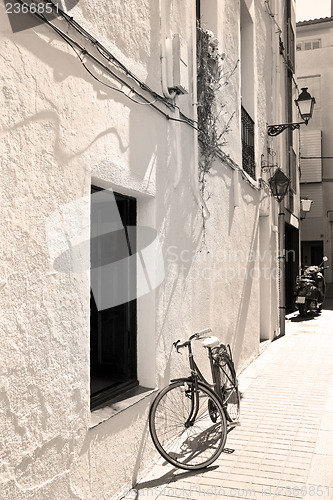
[241,106,256,179]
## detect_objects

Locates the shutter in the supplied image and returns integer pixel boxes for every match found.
[300,130,322,183]
[289,147,297,192]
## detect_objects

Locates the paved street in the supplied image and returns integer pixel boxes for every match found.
[126,286,333,500]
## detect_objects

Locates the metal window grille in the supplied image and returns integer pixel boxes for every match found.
[289,147,297,192]
[241,106,256,179]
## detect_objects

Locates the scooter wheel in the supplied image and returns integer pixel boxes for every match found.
[298,304,307,316]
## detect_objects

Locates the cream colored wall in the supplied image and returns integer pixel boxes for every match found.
[1,0,286,498]
[297,20,333,282]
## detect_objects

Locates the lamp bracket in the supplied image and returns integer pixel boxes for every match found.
[260,154,278,173]
[267,121,307,136]
[261,163,278,173]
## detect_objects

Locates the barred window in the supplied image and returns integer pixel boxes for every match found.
[241,106,256,179]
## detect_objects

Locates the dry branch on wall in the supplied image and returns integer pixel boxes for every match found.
[196,27,235,195]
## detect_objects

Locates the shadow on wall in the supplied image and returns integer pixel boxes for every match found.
[77,395,156,497]
[201,162,261,369]
[2,27,164,186]
[232,210,259,368]
[2,109,127,166]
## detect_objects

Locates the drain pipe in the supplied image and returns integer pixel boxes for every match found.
[278,201,286,336]
[159,0,182,187]
[159,0,177,100]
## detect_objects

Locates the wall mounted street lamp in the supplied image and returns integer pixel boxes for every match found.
[261,157,291,203]
[260,161,291,339]
[268,168,290,202]
[301,199,313,212]
[267,88,316,136]
[300,198,313,220]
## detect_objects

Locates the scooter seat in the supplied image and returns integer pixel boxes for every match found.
[299,278,316,285]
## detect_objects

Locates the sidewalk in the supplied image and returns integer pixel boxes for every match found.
[128,292,333,500]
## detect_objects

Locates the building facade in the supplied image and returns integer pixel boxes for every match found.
[296,15,333,283]
[0,0,299,498]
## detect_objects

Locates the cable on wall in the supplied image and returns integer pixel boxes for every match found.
[15,0,201,129]
[264,0,299,92]
[13,0,259,191]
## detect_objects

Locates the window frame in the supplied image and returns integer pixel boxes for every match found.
[90,185,138,410]
[241,105,256,180]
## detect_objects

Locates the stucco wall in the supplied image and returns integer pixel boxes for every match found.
[297,19,333,282]
[1,0,284,498]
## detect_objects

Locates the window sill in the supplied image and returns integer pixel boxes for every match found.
[89,386,157,428]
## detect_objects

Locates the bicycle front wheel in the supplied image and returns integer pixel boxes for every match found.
[217,357,240,423]
[149,380,227,470]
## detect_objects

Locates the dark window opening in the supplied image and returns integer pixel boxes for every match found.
[285,223,299,313]
[287,21,295,73]
[286,72,293,149]
[301,241,324,268]
[90,186,137,409]
[196,0,201,24]
[241,106,256,179]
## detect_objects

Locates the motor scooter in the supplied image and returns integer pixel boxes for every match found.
[295,257,329,317]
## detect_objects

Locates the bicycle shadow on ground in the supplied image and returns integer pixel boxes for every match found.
[131,446,236,498]
[132,465,219,497]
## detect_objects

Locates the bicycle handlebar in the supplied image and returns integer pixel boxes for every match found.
[173,328,213,353]
[190,328,212,340]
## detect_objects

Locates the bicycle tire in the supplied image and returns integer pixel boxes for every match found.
[149,380,227,470]
[216,356,240,423]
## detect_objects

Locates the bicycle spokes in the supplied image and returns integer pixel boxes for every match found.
[149,381,227,470]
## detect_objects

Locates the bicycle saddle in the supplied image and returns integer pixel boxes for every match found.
[202,336,220,348]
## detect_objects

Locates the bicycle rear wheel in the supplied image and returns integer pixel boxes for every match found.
[149,380,227,470]
[217,357,240,423]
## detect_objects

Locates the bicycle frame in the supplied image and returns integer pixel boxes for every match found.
[170,339,231,426]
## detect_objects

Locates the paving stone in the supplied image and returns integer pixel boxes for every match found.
[314,430,333,455]
[319,412,333,431]
[307,455,333,487]
[133,305,333,500]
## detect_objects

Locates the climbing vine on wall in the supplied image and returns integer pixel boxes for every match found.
[196,26,237,203]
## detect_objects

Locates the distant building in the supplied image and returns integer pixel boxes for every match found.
[296,15,333,282]
[1,0,299,498]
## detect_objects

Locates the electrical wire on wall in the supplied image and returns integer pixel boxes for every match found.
[13,0,259,192]
[14,0,200,128]
[264,0,299,94]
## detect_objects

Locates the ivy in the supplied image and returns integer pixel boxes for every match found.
[196,26,236,201]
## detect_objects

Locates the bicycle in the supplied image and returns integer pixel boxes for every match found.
[149,328,240,470]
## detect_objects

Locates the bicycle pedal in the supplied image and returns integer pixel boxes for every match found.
[227,421,241,428]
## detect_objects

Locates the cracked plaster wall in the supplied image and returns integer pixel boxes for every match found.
[1,0,281,498]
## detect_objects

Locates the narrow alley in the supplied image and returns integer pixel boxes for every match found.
[126,287,333,500]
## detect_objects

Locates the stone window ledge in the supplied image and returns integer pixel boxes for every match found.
[89,386,157,428]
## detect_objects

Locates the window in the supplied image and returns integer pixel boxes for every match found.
[240,0,255,180]
[241,106,255,179]
[90,186,137,409]
[285,147,296,213]
[287,20,295,72]
[288,147,297,193]
[240,0,254,117]
[286,71,293,148]
[297,39,321,51]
